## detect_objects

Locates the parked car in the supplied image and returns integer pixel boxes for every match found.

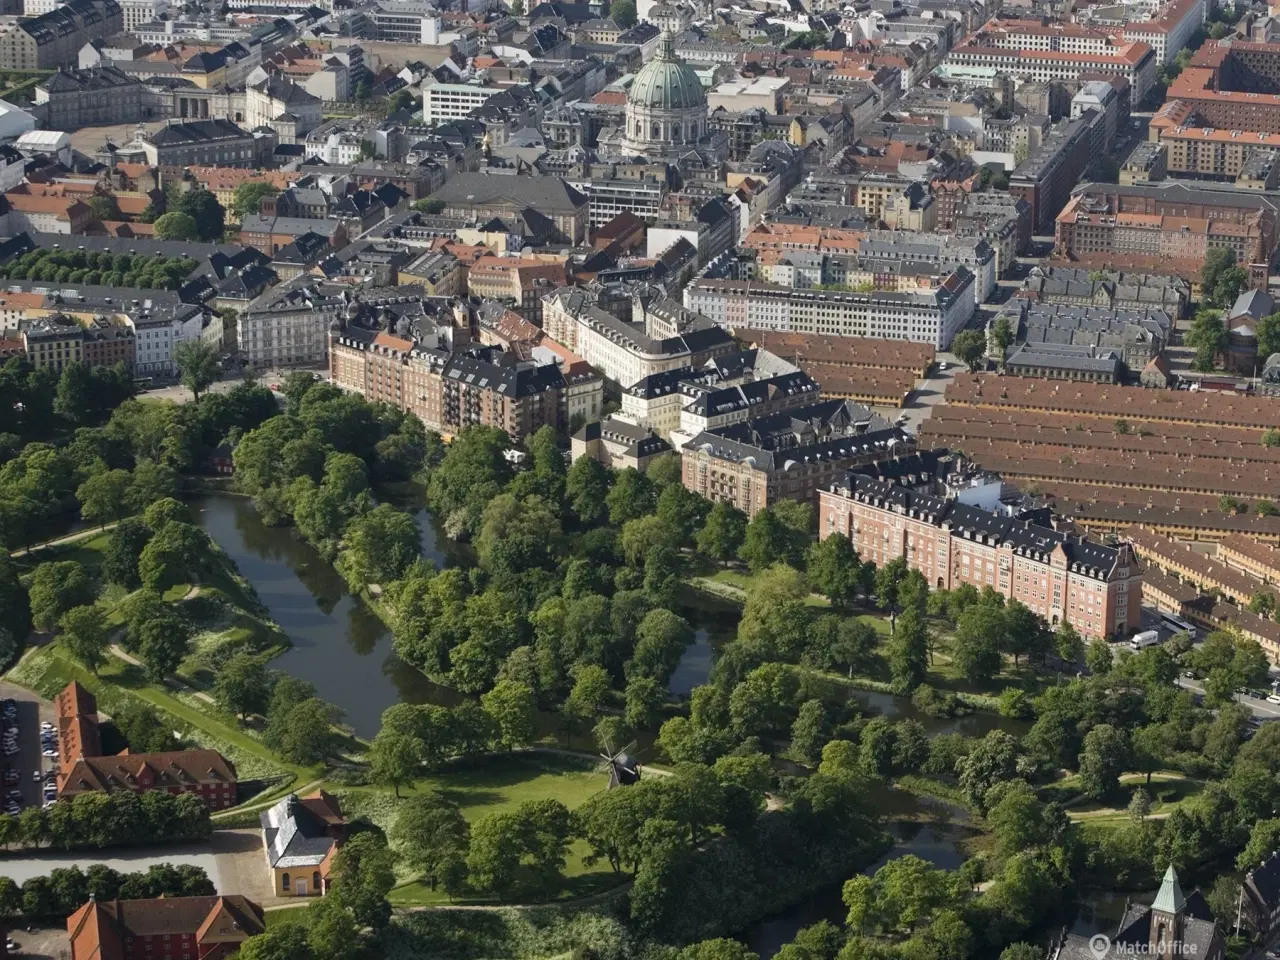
[41,748,57,758]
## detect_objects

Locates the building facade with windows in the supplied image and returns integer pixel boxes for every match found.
[817,452,1143,639]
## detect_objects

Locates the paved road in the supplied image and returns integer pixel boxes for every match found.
[0,842,228,887]
[894,352,962,435]
[1174,676,1280,718]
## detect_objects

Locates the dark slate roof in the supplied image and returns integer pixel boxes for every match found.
[626,365,693,399]
[529,1,597,22]
[575,416,671,459]
[1246,850,1280,908]
[260,794,337,868]
[684,370,820,417]
[183,51,227,72]
[254,74,320,107]
[149,119,250,145]
[432,172,587,213]
[443,346,565,398]
[271,231,330,264]
[833,451,1122,575]
[41,65,137,94]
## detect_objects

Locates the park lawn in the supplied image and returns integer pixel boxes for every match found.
[1041,772,1203,821]
[703,568,833,608]
[327,752,625,906]
[264,905,313,928]
[5,641,318,796]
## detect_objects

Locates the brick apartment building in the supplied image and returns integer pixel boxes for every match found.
[818,451,1143,639]
[1162,39,1280,134]
[328,327,577,442]
[1009,114,1097,235]
[67,895,264,960]
[1054,181,1277,276]
[55,682,238,810]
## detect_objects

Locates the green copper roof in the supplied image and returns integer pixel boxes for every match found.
[1152,864,1186,916]
[627,30,705,112]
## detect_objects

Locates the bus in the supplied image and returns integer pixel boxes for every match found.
[1160,613,1197,640]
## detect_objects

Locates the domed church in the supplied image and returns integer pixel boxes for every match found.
[599,30,726,165]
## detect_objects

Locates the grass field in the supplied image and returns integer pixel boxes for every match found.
[1040,772,1203,827]
[326,753,624,906]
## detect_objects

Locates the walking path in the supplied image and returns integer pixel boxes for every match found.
[8,522,121,557]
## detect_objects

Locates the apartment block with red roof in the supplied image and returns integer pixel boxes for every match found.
[55,682,238,811]
[67,895,264,960]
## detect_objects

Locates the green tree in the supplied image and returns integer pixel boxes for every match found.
[956,730,1020,812]
[951,329,987,371]
[888,608,929,694]
[806,533,861,606]
[59,605,107,674]
[137,613,191,682]
[1085,637,1113,675]
[172,189,225,242]
[564,456,610,525]
[214,652,272,721]
[480,679,537,750]
[624,675,665,730]
[697,501,747,565]
[391,791,469,893]
[740,505,809,572]
[369,730,423,797]
[790,699,828,764]
[173,339,219,403]
[341,504,421,591]
[1078,724,1129,800]
[610,0,637,27]
[679,941,758,960]
[952,603,1004,683]
[85,194,122,221]
[1186,309,1227,372]
[231,181,280,221]
[606,468,657,525]
[329,831,396,930]
[76,469,131,527]
[1054,621,1084,666]
[29,560,93,631]
[153,212,198,241]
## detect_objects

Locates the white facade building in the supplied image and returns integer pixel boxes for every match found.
[422,82,503,123]
[683,273,977,349]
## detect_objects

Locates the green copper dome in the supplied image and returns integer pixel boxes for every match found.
[627,31,706,112]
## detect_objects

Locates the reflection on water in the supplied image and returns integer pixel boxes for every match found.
[849,689,1033,739]
[194,493,718,748]
[195,494,459,738]
[738,791,972,959]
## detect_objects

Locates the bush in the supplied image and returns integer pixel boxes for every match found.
[911,683,961,718]
[0,789,211,852]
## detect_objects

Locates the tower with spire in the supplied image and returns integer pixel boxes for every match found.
[1048,864,1225,960]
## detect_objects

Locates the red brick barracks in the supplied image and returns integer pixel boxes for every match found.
[818,453,1142,639]
[56,682,238,810]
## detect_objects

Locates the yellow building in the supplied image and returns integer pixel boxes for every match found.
[260,791,347,898]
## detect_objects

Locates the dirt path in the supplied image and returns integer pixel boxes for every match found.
[106,644,217,707]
